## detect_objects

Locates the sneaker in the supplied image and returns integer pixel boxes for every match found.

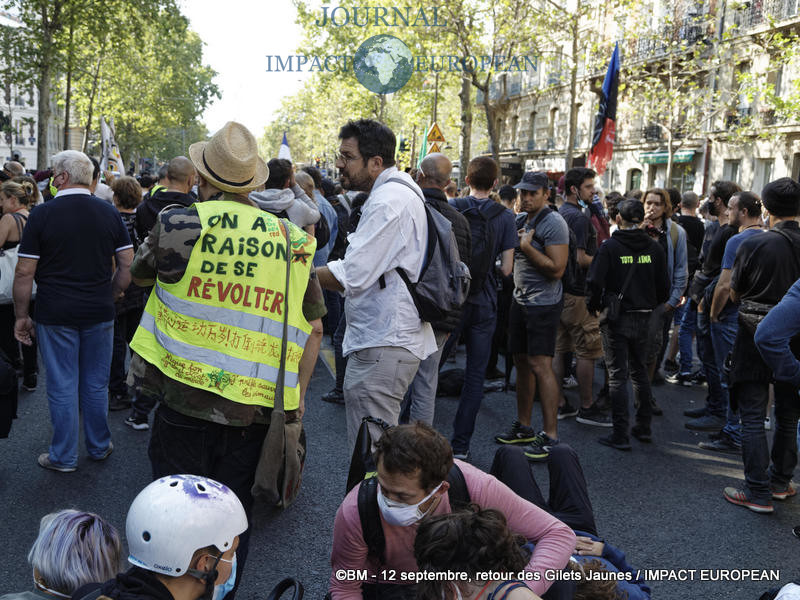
[109,393,130,411]
[684,406,707,418]
[631,424,652,443]
[562,375,579,389]
[523,432,559,462]
[90,441,114,461]
[663,358,679,376]
[321,388,345,405]
[21,373,37,391]
[37,453,76,473]
[689,371,707,386]
[764,417,772,431]
[723,487,774,514]
[453,450,471,461]
[598,434,632,451]
[557,402,579,420]
[666,372,694,386]
[771,482,796,501]
[495,420,538,444]
[576,405,613,427]
[698,437,741,455]
[125,414,150,431]
[685,414,725,431]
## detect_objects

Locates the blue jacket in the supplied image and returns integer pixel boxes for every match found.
[754,277,800,388]
[525,531,651,600]
[665,219,688,307]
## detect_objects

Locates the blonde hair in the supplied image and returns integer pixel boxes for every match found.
[1,177,37,207]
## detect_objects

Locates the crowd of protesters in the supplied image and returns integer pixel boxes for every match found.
[1,117,799,600]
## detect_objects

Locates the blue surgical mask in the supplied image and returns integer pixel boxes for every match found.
[213,554,237,600]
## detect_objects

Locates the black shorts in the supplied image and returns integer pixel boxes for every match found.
[508,299,563,357]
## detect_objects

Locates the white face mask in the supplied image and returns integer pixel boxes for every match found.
[377,482,443,527]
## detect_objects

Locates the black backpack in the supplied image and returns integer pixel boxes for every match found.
[357,464,471,564]
[517,208,580,294]
[377,178,470,323]
[327,195,351,262]
[452,198,507,298]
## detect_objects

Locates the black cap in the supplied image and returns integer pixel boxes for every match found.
[498,184,517,201]
[514,171,549,192]
[618,199,644,224]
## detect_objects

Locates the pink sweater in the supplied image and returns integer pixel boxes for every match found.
[328,459,576,598]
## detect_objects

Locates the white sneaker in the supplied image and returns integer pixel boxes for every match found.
[562,375,578,389]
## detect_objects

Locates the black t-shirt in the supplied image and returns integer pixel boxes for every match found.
[677,215,704,254]
[731,221,800,305]
[701,224,736,278]
[559,201,596,294]
[18,191,132,326]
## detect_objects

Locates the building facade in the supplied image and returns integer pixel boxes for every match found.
[484,0,800,195]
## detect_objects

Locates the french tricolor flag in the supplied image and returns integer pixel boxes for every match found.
[588,43,620,176]
[278,132,292,162]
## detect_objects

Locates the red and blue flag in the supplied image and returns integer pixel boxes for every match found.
[588,43,620,175]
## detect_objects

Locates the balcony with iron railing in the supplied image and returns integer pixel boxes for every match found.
[724,107,753,128]
[733,0,799,28]
[625,18,708,62]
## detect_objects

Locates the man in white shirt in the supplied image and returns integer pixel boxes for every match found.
[317,119,436,451]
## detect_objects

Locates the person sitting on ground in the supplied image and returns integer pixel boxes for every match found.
[0,509,121,600]
[490,445,651,599]
[415,506,542,600]
[71,475,246,600]
[250,158,320,232]
[328,422,575,600]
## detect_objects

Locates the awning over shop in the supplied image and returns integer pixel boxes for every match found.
[638,150,697,164]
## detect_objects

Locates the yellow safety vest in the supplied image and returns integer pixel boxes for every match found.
[130,201,316,409]
[150,184,166,196]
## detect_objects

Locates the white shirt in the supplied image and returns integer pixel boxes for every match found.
[327,167,436,359]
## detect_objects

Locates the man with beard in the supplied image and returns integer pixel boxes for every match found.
[316,119,436,452]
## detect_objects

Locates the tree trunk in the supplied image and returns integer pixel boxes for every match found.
[36,66,51,168]
[564,14,580,171]
[63,19,74,150]
[483,96,498,164]
[82,53,103,152]
[666,133,674,186]
[458,73,472,189]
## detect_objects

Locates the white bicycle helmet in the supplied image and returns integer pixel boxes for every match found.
[126,475,248,577]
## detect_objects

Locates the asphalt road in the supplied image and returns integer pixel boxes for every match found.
[1,343,797,600]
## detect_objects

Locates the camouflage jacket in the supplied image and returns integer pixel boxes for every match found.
[128,193,326,426]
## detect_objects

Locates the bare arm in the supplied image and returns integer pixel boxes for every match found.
[112,247,134,300]
[576,247,593,269]
[297,318,323,419]
[13,257,37,345]
[499,247,513,277]
[710,269,733,322]
[316,265,345,292]
[519,230,568,280]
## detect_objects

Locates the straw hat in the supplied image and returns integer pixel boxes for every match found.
[189,121,268,194]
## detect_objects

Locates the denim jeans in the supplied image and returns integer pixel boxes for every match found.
[37,321,114,467]
[149,404,268,600]
[696,310,725,418]
[402,330,449,425]
[451,302,497,453]
[710,308,740,443]
[678,300,698,375]
[734,381,800,503]
[601,312,653,440]
[333,311,347,393]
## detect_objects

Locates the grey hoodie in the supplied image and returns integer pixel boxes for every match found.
[249,184,320,227]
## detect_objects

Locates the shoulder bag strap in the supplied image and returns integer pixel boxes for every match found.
[618,253,639,300]
[274,219,292,414]
[10,212,24,239]
[774,228,800,274]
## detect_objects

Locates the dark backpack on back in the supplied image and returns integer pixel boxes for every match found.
[378,178,470,323]
[357,464,471,564]
[453,198,507,298]
[517,207,580,294]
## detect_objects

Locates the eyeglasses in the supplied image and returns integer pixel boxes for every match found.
[335,152,362,166]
